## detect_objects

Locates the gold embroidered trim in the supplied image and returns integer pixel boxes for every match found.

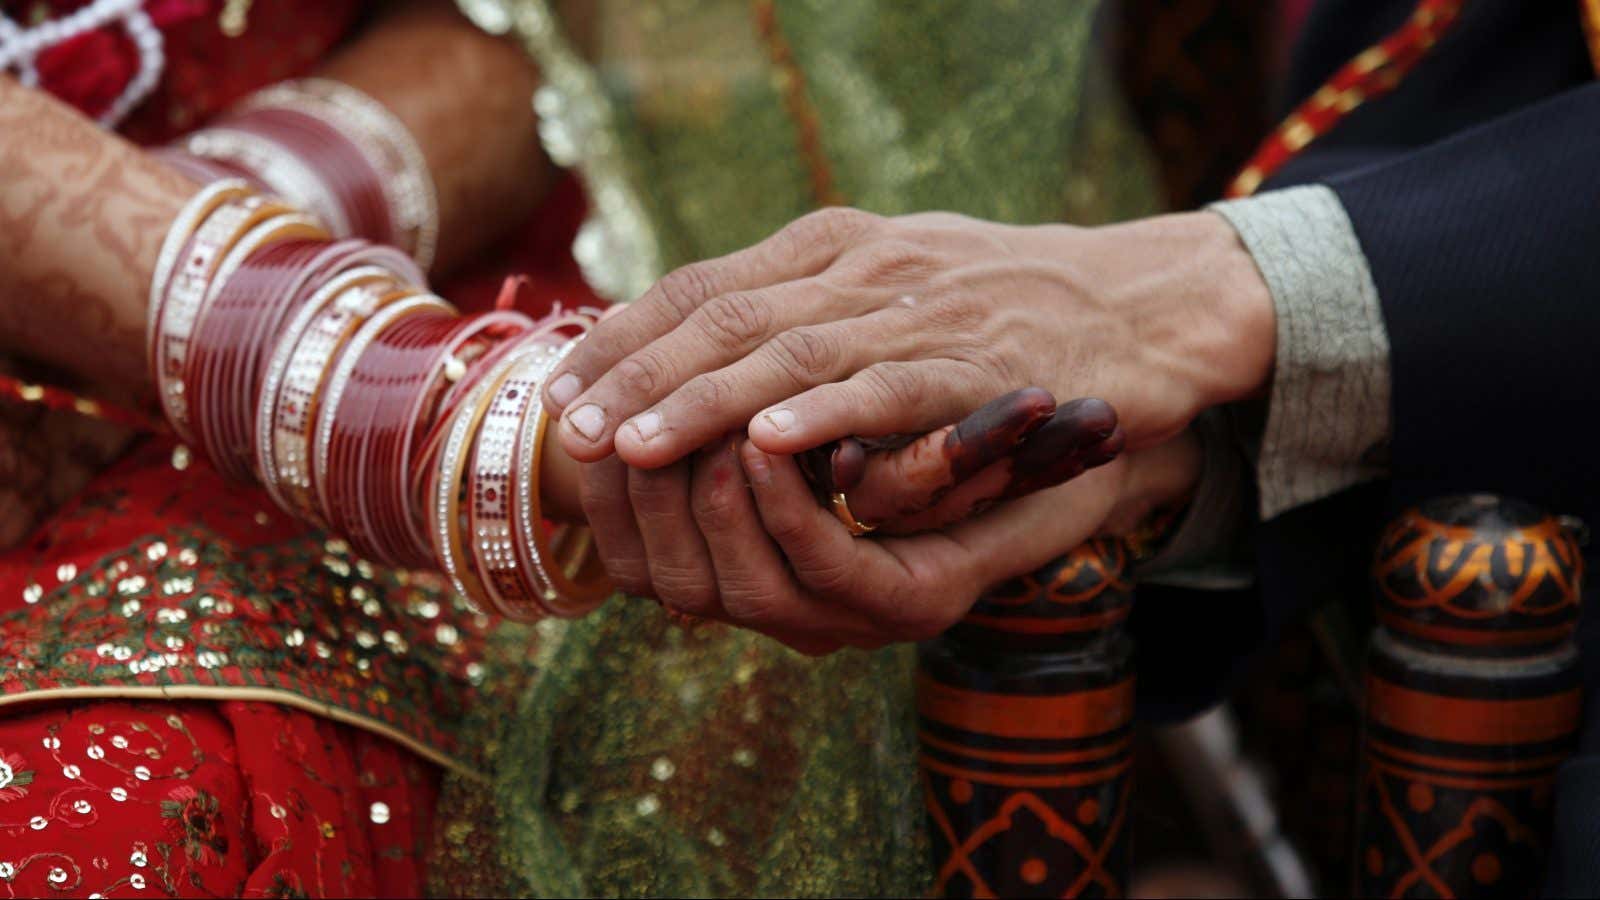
[0,684,484,781]
[457,0,665,302]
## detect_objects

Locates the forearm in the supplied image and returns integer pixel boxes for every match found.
[316,0,546,273]
[0,76,584,520]
[0,75,188,393]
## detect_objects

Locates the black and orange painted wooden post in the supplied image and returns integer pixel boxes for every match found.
[1358,495,1585,898]
[918,538,1135,898]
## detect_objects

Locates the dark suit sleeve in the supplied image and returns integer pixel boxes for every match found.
[1323,83,1600,525]
[1311,85,1600,897]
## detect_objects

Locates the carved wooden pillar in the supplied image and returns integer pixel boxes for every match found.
[1358,494,1585,898]
[919,538,1135,898]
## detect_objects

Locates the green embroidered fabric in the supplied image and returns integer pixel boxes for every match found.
[434,1,1162,895]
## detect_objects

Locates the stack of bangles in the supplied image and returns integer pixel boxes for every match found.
[153,78,439,271]
[148,178,609,621]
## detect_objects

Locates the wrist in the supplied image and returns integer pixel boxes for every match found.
[1093,211,1276,411]
[1198,210,1277,403]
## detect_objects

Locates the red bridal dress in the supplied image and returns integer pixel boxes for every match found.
[0,2,595,894]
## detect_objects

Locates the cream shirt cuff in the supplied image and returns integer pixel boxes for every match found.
[1210,184,1392,521]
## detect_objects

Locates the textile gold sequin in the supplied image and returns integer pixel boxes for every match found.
[0,439,506,775]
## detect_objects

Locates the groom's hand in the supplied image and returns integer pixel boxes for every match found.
[541,207,1274,469]
[663,439,1130,654]
[576,388,1125,596]
[640,427,1199,654]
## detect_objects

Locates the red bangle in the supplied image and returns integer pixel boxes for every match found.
[228,108,392,247]
[236,79,438,268]
[254,242,422,519]
[318,294,448,556]
[189,217,326,479]
[353,311,462,565]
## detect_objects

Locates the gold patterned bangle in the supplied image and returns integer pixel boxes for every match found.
[431,341,538,609]
[263,267,399,524]
[470,343,566,619]
[523,374,612,616]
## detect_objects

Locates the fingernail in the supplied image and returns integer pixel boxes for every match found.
[831,440,866,492]
[1085,428,1126,466]
[630,411,662,443]
[548,373,582,407]
[743,448,773,486]
[762,408,796,433]
[566,404,606,442]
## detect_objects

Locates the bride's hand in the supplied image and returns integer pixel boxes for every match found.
[839,390,1123,534]
[0,363,134,549]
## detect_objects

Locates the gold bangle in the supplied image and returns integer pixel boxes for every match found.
[431,344,531,610]
[521,340,612,616]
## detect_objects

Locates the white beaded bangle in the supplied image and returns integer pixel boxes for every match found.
[182,127,350,236]
[242,79,439,269]
[147,180,253,365]
[470,343,566,618]
[512,338,605,617]
[154,194,281,443]
[430,340,543,608]
[257,266,394,522]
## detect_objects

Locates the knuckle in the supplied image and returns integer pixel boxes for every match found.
[680,371,738,415]
[762,506,816,548]
[855,240,931,283]
[612,350,671,399]
[596,549,651,596]
[611,572,654,597]
[944,339,1002,373]
[859,362,926,411]
[794,557,855,597]
[690,479,743,529]
[714,574,772,613]
[920,293,982,332]
[653,263,722,319]
[793,206,878,246]
[649,562,716,612]
[770,327,840,378]
[626,468,684,514]
[720,589,780,629]
[578,465,627,512]
[696,292,774,348]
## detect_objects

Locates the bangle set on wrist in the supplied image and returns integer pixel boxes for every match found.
[149,182,608,622]
[157,77,440,271]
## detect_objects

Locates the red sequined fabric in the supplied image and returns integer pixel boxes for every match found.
[0,699,437,897]
[2,1,607,888]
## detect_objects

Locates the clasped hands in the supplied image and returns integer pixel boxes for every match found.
[545,207,1277,653]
